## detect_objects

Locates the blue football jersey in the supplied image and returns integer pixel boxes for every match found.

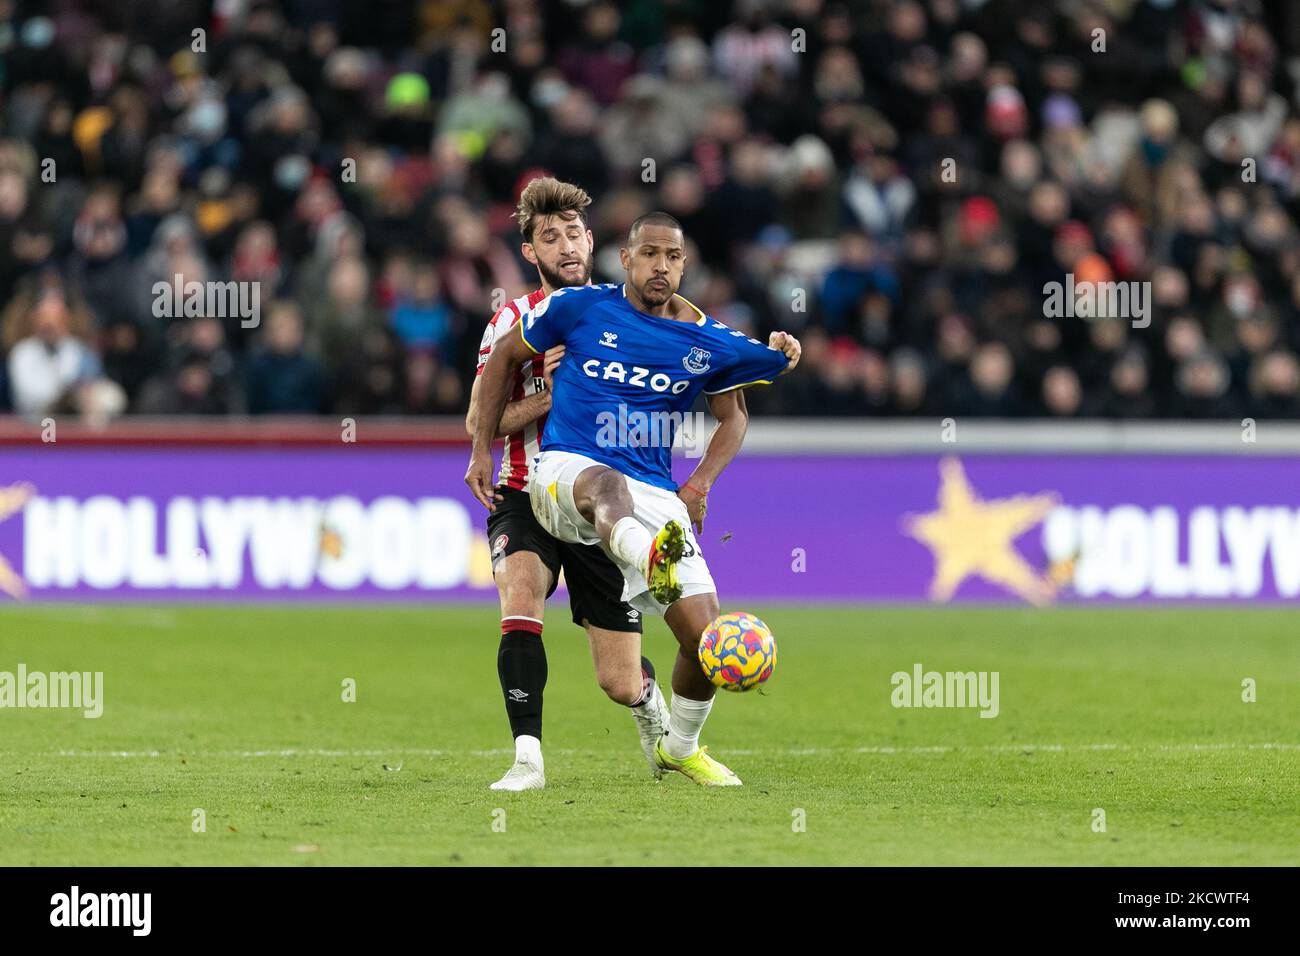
[518,283,789,490]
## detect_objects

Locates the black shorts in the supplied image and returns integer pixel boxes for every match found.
[486,486,643,634]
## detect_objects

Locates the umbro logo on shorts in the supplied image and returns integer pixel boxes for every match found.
[627,609,640,621]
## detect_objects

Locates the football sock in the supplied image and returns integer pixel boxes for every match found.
[665,693,713,758]
[609,516,653,577]
[629,656,656,710]
[498,618,546,742]
[514,733,542,765]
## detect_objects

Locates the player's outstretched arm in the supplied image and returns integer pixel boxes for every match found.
[466,329,535,509]
[677,389,749,533]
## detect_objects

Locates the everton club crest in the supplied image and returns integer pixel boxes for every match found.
[682,347,712,374]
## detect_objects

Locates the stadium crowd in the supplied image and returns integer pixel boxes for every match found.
[2,0,1300,420]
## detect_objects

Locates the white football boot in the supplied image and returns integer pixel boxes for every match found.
[490,739,545,791]
[632,681,671,779]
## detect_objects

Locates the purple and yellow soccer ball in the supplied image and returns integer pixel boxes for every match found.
[698,612,776,692]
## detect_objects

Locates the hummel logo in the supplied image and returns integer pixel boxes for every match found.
[508,689,529,702]
[600,331,619,348]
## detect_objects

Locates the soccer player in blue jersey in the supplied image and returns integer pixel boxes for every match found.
[467,212,801,786]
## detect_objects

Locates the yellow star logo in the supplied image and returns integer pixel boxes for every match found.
[0,482,35,600]
[902,458,1060,606]
[319,525,344,559]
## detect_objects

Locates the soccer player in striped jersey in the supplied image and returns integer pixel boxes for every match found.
[465,178,668,791]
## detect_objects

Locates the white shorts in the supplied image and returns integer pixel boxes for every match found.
[529,450,716,616]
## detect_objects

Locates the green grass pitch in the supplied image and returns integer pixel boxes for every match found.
[1,604,1296,866]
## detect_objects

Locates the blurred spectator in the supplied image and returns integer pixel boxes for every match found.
[136,352,232,415]
[334,326,406,415]
[598,75,692,175]
[2,275,123,419]
[820,232,898,334]
[137,316,241,415]
[1,0,1298,422]
[67,188,135,328]
[1041,365,1084,418]
[1248,350,1300,417]
[389,267,455,356]
[1175,349,1240,418]
[100,319,159,406]
[556,1,637,107]
[245,301,327,414]
[1098,349,1157,419]
[310,255,386,372]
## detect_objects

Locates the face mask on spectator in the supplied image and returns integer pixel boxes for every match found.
[189,100,227,138]
[22,17,55,49]
[533,78,568,110]
[275,155,311,191]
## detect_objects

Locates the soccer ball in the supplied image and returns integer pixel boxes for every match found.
[698,612,776,692]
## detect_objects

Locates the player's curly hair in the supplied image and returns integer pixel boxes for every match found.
[515,177,591,242]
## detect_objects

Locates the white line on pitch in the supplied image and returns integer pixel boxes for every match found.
[30,742,1300,759]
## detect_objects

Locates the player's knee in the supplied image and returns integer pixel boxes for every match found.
[667,594,718,651]
[597,669,642,706]
[590,468,633,511]
[610,482,635,514]
[498,580,546,619]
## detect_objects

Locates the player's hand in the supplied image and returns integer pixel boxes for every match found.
[677,483,708,534]
[769,331,801,372]
[465,450,498,511]
[542,345,565,391]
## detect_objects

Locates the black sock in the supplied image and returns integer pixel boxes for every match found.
[498,619,546,740]
[630,656,655,707]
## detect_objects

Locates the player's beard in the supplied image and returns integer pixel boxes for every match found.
[640,276,674,306]
[537,252,593,291]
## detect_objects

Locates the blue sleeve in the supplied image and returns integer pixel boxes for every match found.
[702,335,789,394]
[518,287,580,354]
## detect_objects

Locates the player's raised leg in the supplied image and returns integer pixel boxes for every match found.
[488,548,553,791]
[569,464,687,605]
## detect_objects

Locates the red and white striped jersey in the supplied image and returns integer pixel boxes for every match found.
[476,288,549,491]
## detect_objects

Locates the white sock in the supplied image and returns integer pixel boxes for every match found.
[665,694,713,758]
[609,516,653,577]
[515,734,542,766]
